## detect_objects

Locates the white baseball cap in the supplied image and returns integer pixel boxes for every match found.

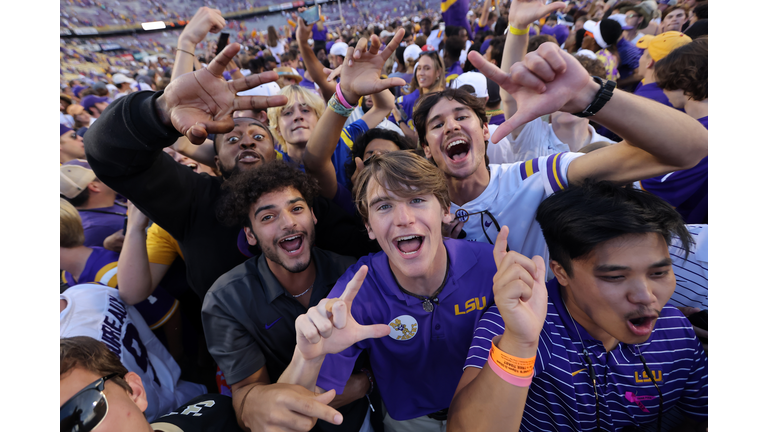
[450,72,488,99]
[329,42,349,57]
[238,81,281,97]
[111,73,134,85]
[403,44,422,63]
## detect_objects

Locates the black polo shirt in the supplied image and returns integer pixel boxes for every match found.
[202,247,368,432]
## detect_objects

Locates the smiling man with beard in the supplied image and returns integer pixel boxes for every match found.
[202,161,372,432]
[84,44,377,300]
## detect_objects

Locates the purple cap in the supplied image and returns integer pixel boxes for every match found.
[81,95,109,112]
[73,85,86,98]
[480,38,492,55]
[62,158,92,169]
[76,127,89,138]
[61,124,73,136]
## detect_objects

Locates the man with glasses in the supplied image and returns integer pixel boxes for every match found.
[448,181,708,431]
[60,336,241,432]
[413,0,707,269]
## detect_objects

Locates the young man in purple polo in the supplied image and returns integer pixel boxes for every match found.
[278,151,497,432]
[633,31,692,108]
[448,181,708,431]
[637,38,708,224]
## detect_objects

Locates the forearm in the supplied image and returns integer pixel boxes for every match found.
[329,373,370,409]
[448,336,537,432]
[361,90,395,129]
[172,37,197,81]
[500,26,529,134]
[479,0,492,27]
[172,136,217,168]
[587,86,708,168]
[302,104,345,199]
[399,122,419,144]
[299,39,336,101]
[117,226,152,305]
[233,382,262,431]
[278,348,326,390]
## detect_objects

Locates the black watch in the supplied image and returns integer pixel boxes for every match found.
[572,76,616,118]
[398,119,406,125]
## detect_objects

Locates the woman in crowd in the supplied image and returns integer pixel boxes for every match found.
[393,50,446,143]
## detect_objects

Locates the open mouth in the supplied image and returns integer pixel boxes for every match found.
[292,126,309,132]
[237,151,261,164]
[394,235,424,256]
[445,138,470,161]
[278,234,304,254]
[627,315,656,336]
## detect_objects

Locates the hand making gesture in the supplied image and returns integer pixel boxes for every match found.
[332,28,408,104]
[295,266,391,361]
[468,40,597,143]
[158,44,288,144]
[492,226,548,351]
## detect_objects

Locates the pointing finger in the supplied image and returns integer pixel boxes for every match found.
[493,226,510,269]
[208,43,240,76]
[340,265,368,304]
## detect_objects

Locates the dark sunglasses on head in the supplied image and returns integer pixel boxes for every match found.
[419,50,438,57]
[60,373,118,432]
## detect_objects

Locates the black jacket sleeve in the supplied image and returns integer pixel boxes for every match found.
[84,90,220,241]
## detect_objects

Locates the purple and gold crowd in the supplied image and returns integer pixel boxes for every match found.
[60,1,708,431]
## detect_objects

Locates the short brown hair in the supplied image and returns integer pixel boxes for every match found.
[654,38,707,101]
[413,88,488,149]
[353,151,450,225]
[528,34,557,53]
[60,336,132,394]
[60,198,85,248]
[574,54,607,79]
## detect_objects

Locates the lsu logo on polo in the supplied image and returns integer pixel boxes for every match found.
[635,370,663,383]
[388,315,418,341]
[454,297,487,315]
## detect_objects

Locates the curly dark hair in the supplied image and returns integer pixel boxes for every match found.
[344,128,414,185]
[216,160,320,229]
[654,38,707,101]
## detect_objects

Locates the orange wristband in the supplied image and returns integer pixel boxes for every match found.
[490,336,536,377]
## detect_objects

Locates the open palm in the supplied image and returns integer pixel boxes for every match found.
[160,43,288,143]
[508,0,567,28]
[337,29,408,102]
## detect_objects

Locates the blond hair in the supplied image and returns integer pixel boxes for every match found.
[267,85,326,152]
[60,198,85,248]
[353,150,450,225]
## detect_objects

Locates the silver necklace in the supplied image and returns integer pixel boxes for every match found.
[291,283,313,298]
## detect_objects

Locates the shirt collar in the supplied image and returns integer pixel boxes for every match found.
[258,248,333,304]
[377,238,478,304]
[548,279,601,345]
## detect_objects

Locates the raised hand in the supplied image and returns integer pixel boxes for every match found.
[337,29,408,103]
[293,8,312,42]
[159,44,288,144]
[178,7,226,47]
[507,0,567,28]
[492,226,548,351]
[295,266,391,361]
[468,42,597,143]
[126,201,150,232]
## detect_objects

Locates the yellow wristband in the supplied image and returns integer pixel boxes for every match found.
[506,24,530,36]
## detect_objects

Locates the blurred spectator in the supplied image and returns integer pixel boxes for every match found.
[60,124,85,165]
[634,31,692,108]
[81,95,110,120]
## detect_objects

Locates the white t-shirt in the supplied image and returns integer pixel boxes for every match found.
[426,29,443,50]
[268,39,288,57]
[486,118,615,164]
[60,284,206,422]
[450,153,583,265]
[344,106,405,136]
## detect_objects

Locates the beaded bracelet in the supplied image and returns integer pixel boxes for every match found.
[327,94,356,117]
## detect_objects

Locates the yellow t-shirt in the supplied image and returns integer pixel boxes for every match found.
[146,224,184,266]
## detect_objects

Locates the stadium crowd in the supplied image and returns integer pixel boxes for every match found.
[60,0,708,431]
